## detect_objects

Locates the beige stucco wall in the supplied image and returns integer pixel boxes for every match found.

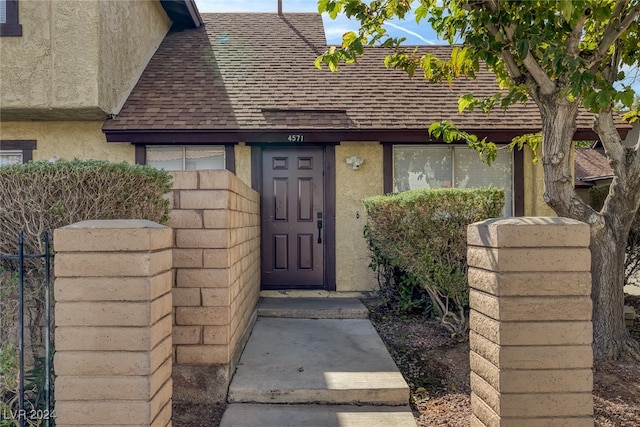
[0,121,134,162]
[0,0,97,115]
[0,0,169,119]
[98,0,170,114]
[234,143,252,188]
[523,148,556,216]
[335,142,384,292]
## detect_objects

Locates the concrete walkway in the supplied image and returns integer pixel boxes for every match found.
[220,298,416,427]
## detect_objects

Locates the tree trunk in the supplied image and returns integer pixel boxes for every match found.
[536,94,640,361]
[589,220,634,360]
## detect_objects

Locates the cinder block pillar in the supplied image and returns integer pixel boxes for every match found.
[467,217,593,427]
[54,220,173,427]
[167,170,260,404]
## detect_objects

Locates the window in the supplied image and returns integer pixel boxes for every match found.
[393,145,514,216]
[0,0,22,36]
[0,140,35,164]
[146,145,225,171]
[0,150,22,166]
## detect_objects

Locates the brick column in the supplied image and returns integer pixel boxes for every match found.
[467,217,593,426]
[54,220,173,426]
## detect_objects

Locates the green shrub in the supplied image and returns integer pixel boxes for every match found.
[589,185,640,287]
[0,159,171,255]
[0,159,172,422]
[589,185,608,211]
[363,187,504,335]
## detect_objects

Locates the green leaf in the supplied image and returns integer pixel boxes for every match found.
[415,4,428,23]
[515,38,527,61]
[451,47,467,76]
[421,54,434,80]
[623,109,640,124]
[342,31,358,48]
[595,89,614,109]
[428,121,449,138]
[558,0,574,22]
[458,93,474,113]
[510,132,542,162]
[618,87,635,109]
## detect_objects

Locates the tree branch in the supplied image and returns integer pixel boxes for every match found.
[484,22,525,80]
[473,1,522,80]
[588,1,640,69]
[476,0,556,94]
[603,41,622,83]
[594,111,640,228]
[566,13,588,55]
[466,0,519,78]
[595,110,625,178]
[520,52,557,94]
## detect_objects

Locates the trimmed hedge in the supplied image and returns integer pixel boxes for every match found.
[0,160,172,414]
[0,159,171,254]
[363,187,504,335]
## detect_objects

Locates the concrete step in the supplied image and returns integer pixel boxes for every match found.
[227,317,409,406]
[258,297,369,319]
[220,403,417,427]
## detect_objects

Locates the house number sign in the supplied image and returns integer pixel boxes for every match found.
[287,134,304,142]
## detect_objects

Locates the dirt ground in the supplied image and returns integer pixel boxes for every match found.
[367,294,640,427]
[173,402,226,427]
[173,294,640,426]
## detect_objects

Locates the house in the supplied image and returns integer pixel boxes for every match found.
[100,11,609,292]
[0,0,201,165]
[4,2,635,291]
[1,0,633,326]
[3,4,624,293]
[3,0,636,411]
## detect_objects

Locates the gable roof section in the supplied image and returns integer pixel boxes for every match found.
[104,13,611,144]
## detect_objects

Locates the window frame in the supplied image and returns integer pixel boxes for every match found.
[0,140,35,163]
[139,144,235,172]
[385,143,523,216]
[0,149,23,166]
[0,0,22,37]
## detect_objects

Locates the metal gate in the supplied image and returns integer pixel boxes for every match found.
[0,231,54,427]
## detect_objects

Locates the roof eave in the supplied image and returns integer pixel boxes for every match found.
[160,0,203,29]
[579,175,615,182]
[103,127,599,144]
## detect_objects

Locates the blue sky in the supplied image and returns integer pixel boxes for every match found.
[194,0,439,45]
[194,0,639,93]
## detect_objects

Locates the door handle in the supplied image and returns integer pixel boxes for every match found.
[317,212,323,244]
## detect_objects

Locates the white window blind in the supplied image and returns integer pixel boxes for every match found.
[0,150,22,166]
[393,145,513,216]
[146,145,225,171]
[0,0,6,24]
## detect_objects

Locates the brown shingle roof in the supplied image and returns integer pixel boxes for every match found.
[103,13,602,138]
[575,148,614,185]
